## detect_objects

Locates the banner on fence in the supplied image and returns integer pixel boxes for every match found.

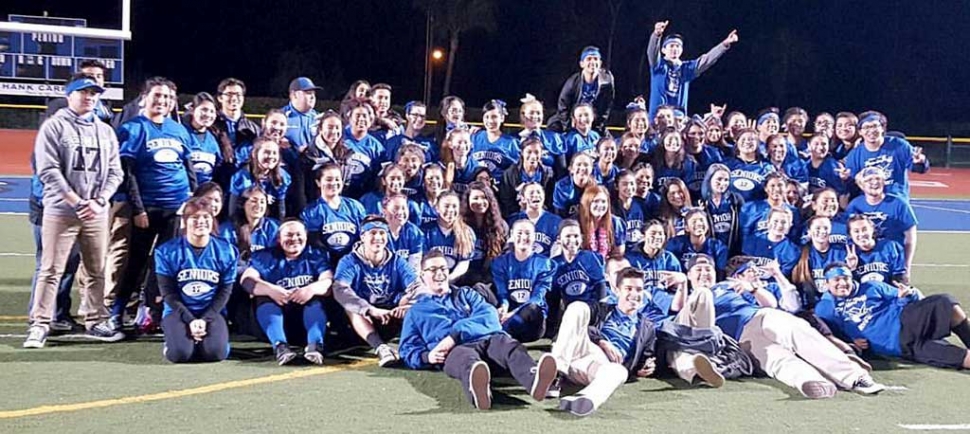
[0,80,123,100]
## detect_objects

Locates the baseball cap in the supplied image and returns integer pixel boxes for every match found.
[732,260,758,277]
[288,77,322,93]
[686,254,715,270]
[65,77,104,96]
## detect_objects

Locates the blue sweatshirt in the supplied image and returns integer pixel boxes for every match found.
[400,286,504,369]
[816,281,919,357]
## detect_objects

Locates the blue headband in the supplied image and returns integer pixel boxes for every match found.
[361,220,389,234]
[580,47,601,62]
[757,112,779,126]
[663,35,684,47]
[858,113,883,129]
[824,267,853,280]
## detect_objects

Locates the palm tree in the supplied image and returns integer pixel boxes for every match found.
[415,0,497,98]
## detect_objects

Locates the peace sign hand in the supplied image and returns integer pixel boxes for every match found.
[654,20,669,36]
[913,146,927,164]
[836,162,851,180]
[845,244,859,270]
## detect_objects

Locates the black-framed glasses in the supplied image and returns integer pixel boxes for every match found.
[423,266,449,275]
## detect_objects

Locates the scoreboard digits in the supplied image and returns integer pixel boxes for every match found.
[0,15,124,84]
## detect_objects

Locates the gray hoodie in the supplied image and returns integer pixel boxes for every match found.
[34,107,123,217]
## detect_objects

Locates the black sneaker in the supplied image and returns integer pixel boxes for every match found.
[559,395,596,417]
[851,375,885,395]
[304,343,325,365]
[50,317,80,334]
[275,343,297,366]
[86,320,125,342]
[530,353,558,402]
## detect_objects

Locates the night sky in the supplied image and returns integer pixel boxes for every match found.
[4,0,970,134]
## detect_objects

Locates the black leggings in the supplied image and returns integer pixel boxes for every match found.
[162,314,230,363]
[113,208,180,319]
[899,294,967,369]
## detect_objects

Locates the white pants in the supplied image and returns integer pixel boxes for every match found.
[740,309,866,391]
[552,302,628,410]
[667,287,717,383]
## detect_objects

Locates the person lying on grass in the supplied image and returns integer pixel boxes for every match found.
[816,262,970,370]
[399,250,558,411]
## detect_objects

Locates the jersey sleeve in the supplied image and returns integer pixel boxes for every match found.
[491,255,510,307]
[117,121,143,159]
[221,243,240,286]
[248,250,276,280]
[154,243,176,278]
[333,255,358,286]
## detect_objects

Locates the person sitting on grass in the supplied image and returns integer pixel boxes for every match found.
[240,220,333,365]
[156,197,238,363]
[688,253,885,399]
[492,220,556,343]
[816,262,970,370]
[551,267,658,417]
[333,216,421,367]
[399,251,558,411]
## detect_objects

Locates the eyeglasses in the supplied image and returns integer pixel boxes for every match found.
[423,266,449,275]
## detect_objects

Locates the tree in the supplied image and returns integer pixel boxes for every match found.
[415,0,497,98]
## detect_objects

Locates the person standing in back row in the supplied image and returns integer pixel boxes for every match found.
[647,20,738,119]
[25,73,125,348]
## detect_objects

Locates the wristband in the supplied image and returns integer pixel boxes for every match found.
[75,199,89,211]
[94,197,107,207]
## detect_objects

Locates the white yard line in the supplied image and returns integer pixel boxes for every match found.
[898,424,970,431]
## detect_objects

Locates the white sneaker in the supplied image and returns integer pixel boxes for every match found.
[376,344,398,367]
[23,325,48,349]
[469,361,492,410]
[852,376,885,395]
[692,354,725,388]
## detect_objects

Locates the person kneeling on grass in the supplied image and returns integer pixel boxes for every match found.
[240,220,333,365]
[333,216,421,367]
[816,262,970,370]
[399,251,558,410]
[688,253,885,398]
[551,267,658,417]
[156,197,238,363]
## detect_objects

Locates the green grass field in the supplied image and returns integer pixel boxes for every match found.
[0,215,968,433]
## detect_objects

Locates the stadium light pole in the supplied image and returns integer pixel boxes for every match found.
[425,49,444,107]
[423,10,433,106]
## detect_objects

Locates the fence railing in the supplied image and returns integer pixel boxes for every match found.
[2,103,969,168]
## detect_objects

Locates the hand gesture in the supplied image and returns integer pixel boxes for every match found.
[598,340,624,364]
[654,20,669,36]
[709,103,727,120]
[428,336,456,364]
[634,95,646,107]
[913,146,926,164]
[266,284,290,306]
[894,281,915,299]
[845,244,859,270]
[134,212,150,229]
[445,162,456,187]
[723,29,739,46]
[289,286,316,305]
[369,307,393,325]
[761,260,782,278]
[390,305,411,320]
[746,119,757,130]
[189,319,208,341]
[636,357,657,377]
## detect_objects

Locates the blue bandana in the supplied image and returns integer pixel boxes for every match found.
[823,266,852,280]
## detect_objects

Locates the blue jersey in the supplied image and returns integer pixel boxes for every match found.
[341,132,386,198]
[710,284,760,340]
[593,164,620,189]
[807,157,847,195]
[666,235,728,271]
[415,197,439,226]
[648,58,703,117]
[118,116,193,209]
[704,195,740,249]
[449,156,485,195]
[521,129,566,172]
[552,251,606,306]
[724,158,776,202]
[422,223,477,272]
[853,239,906,284]
[552,176,584,216]
[816,281,919,357]
[844,136,923,201]
[388,222,425,262]
[654,157,697,191]
[563,129,600,162]
[229,168,292,208]
[807,244,847,291]
[300,197,366,261]
[471,130,520,179]
[492,252,555,311]
[687,147,723,195]
[155,236,238,316]
[187,129,222,185]
[249,246,330,290]
[507,211,561,257]
[217,217,281,253]
[334,246,419,308]
[799,213,849,247]
[599,307,639,360]
[775,159,809,186]
[281,103,317,167]
[613,197,653,251]
[625,249,682,313]
[739,200,802,242]
[384,133,436,163]
[740,232,800,278]
[845,194,917,246]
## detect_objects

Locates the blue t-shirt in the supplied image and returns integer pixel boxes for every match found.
[415,197,439,226]
[666,235,728,272]
[448,156,485,195]
[740,232,800,278]
[687,147,723,195]
[522,129,566,172]
[300,197,367,262]
[648,58,701,118]
[552,250,607,306]
[155,236,238,316]
[492,252,555,311]
[507,211,562,257]
[845,194,918,246]
[187,129,222,185]
[341,132,387,198]
[799,213,849,247]
[844,136,921,202]
[853,239,906,284]
[579,80,599,104]
[217,217,281,253]
[739,200,802,242]
[614,197,654,251]
[388,222,425,262]
[724,158,776,202]
[281,103,317,167]
[471,130,520,180]
[422,223,477,272]
[384,133,436,163]
[816,281,918,357]
[807,244,847,291]
[599,307,638,360]
[249,246,331,291]
[359,192,422,227]
[552,176,584,216]
[118,116,193,209]
[711,284,760,340]
[807,157,847,195]
[655,157,697,191]
[229,168,292,210]
[704,195,740,249]
[563,129,601,162]
[334,247,419,308]
[625,249,683,313]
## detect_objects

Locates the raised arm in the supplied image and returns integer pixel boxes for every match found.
[695,29,738,77]
[647,21,668,69]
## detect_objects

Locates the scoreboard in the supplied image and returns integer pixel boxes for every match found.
[0,15,124,84]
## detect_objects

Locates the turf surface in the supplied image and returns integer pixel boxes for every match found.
[0,215,968,433]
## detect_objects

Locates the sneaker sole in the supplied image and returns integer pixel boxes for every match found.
[800,381,837,399]
[85,333,125,343]
[469,362,492,410]
[23,340,46,349]
[278,351,298,366]
[564,396,595,417]
[531,354,557,402]
[692,355,725,388]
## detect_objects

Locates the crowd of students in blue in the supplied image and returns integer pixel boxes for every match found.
[22,21,970,416]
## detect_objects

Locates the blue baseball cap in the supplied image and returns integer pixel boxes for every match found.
[65,77,104,96]
[288,77,322,93]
